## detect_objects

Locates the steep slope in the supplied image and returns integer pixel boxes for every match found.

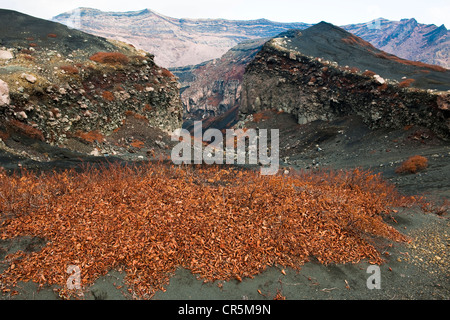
[0,9,182,166]
[240,22,450,139]
[344,18,450,69]
[52,8,311,68]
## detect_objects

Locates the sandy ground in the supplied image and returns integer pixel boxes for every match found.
[0,113,448,300]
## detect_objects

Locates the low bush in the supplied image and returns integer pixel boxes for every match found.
[102,90,115,102]
[60,65,79,75]
[398,79,415,88]
[395,155,428,174]
[89,52,129,65]
[75,130,105,143]
[7,120,44,141]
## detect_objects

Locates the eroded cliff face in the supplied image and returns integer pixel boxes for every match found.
[0,10,182,162]
[171,38,267,122]
[241,26,450,140]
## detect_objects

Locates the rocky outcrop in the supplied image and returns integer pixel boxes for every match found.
[0,9,182,160]
[241,24,450,140]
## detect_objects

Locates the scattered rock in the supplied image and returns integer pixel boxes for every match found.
[0,49,13,60]
[0,79,10,106]
[373,74,386,85]
[21,73,37,84]
[15,111,28,120]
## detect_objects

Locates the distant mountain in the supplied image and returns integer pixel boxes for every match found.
[52,8,311,68]
[52,8,449,69]
[343,18,449,69]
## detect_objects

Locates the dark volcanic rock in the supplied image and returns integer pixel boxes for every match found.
[240,23,450,140]
[171,38,267,122]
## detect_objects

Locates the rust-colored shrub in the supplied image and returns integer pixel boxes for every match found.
[130,139,145,149]
[395,155,428,174]
[60,65,79,75]
[160,68,174,78]
[374,52,447,72]
[399,79,415,88]
[102,91,115,102]
[7,120,44,141]
[75,130,105,143]
[20,49,34,55]
[0,165,414,299]
[378,83,388,91]
[124,110,148,122]
[89,52,129,65]
[0,130,10,141]
[252,112,270,123]
[362,70,376,77]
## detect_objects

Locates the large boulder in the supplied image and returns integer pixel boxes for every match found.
[0,79,10,107]
[0,49,13,60]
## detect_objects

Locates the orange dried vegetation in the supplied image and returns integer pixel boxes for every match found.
[362,70,376,77]
[124,110,148,122]
[130,139,145,149]
[0,164,415,299]
[89,52,129,65]
[252,112,270,123]
[75,130,105,143]
[102,90,115,102]
[395,155,428,174]
[7,120,44,141]
[374,51,447,72]
[60,65,79,75]
[342,35,377,50]
[398,79,415,88]
[160,68,175,78]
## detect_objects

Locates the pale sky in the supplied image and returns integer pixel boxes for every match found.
[0,0,449,27]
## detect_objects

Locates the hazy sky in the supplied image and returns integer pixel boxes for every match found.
[0,0,449,27]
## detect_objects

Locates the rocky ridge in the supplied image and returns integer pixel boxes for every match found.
[240,23,450,140]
